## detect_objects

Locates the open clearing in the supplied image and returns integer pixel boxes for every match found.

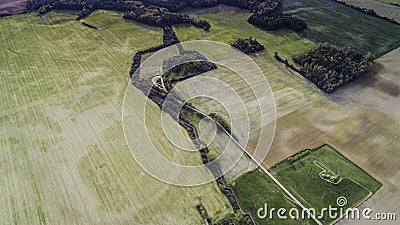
[0,10,233,224]
[341,0,400,22]
[234,170,316,225]
[270,145,381,224]
[248,48,400,224]
[282,0,400,57]
[174,4,316,65]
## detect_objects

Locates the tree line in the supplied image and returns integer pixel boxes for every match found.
[28,0,306,32]
[185,0,307,32]
[248,13,307,32]
[28,0,210,30]
[123,5,210,30]
[293,43,373,93]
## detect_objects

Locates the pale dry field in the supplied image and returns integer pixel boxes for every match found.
[179,52,323,138]
[0,11,232,224]
[248,48,400,224]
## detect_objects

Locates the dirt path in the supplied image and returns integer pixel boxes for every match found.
[247,48,400,224]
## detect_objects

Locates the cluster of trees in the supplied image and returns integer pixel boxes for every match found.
[162,50,217,82]
[28,0,142,18]
[163,61,217,82]
[231,37,264,54]
[28,0,210,30]
[123,5,209,29]
[248,13,307,32]
[28,0,307,31]
[287,150,310,164]
[140,0,186,11]
[185,0,279,12]
[196,204,212,224]
[182,0,307,32]
[293,43,373,93]
[209,112,231,135]
[162,26,179,45]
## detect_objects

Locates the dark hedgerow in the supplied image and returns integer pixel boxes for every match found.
[293,43,373,93]
[231,37,265,54]
[248,13,307,32]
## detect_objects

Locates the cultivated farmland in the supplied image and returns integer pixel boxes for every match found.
[0,10,233,224]
[341,0,400,22]
[174,4,316,65]
[270,145,381,224]
[235,170,316,225]
[176,52,323,138]
[248,48,400,225]
[282,0,400,57]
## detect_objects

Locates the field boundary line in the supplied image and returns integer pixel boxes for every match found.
[217,126,324,225]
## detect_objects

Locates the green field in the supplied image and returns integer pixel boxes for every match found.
[235,170,316,225]
[0,10,233,224]
[173,5,316,65]
[282,0,400,57]
[341,0,400,22]
[270,145,382,224]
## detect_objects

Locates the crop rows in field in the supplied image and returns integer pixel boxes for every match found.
[173,5,316,65]
[341,0,400,22]
[282,0,400,57]
[270,145,381,224]
[176,52,322,139]
[0,10,232,224]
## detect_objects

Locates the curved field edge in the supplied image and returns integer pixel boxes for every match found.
[0,10,233,224]
[234,144,382,225]
[173,5,317,65]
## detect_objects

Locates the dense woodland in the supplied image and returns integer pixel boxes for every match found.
[248,13,307,32]
[123,5,210,29]
[186,0,307,32]
[231,37,264,54]
[163,61,217,82]
[28,0,210,29]
[28,0,306,32]
[293,43,373,93]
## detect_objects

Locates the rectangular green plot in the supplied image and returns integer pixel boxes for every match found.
[234,170,316,225]
[270,145,382,224]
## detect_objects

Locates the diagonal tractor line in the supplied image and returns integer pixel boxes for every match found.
[152,75,323,224]
[222,127,324,225]
[186,105,324,224]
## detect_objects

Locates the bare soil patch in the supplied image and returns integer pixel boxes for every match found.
[0,0,28,16]
[248,48,400,224]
